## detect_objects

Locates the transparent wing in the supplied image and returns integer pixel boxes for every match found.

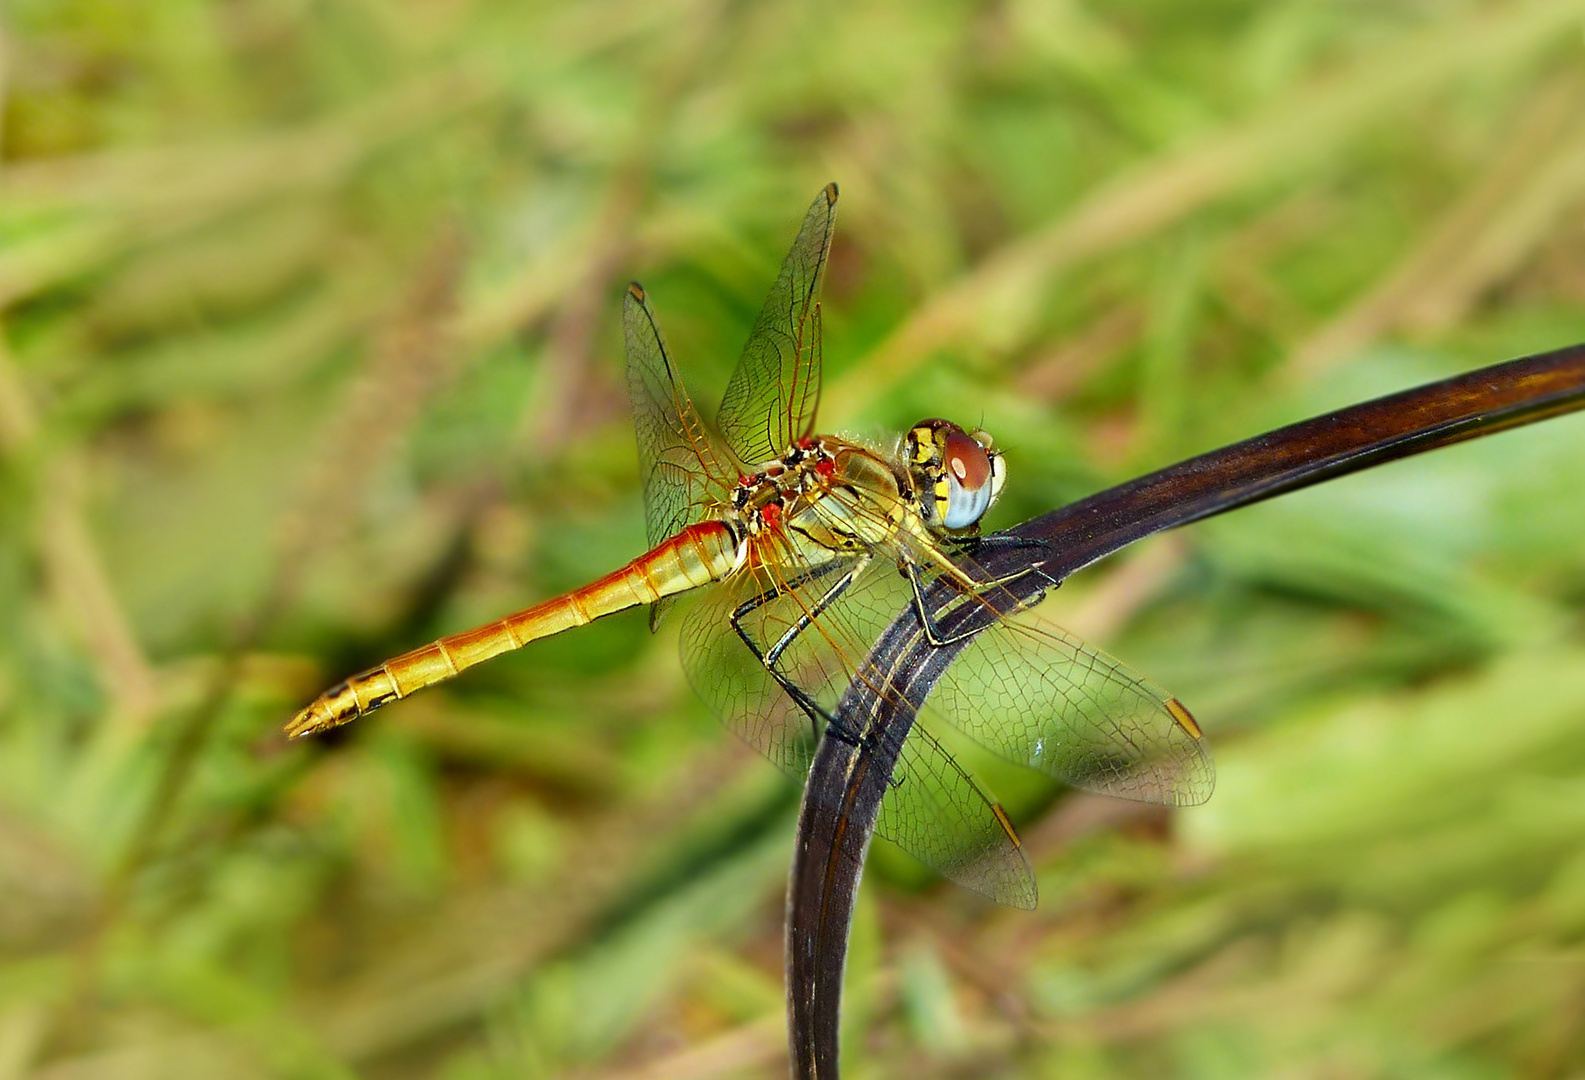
[625,283,736,628]
[679,542,1036,908]
[924,600,1215,807]
[624,282,735,549]
[715,184,837,469]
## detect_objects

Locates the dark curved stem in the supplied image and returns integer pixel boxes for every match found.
[786,342,1585,1079]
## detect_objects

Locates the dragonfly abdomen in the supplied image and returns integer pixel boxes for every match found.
[285,521,739,738]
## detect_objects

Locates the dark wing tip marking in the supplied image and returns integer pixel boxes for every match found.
[990,803,1021,848]
[822,181,839,205]
[1165,697,1203,740]
[627,281,646,302]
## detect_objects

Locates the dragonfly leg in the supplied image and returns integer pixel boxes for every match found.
[730,559,868,744]
[968,534,1062,587]
[970,533,1050,552]
[903,559,1046,648]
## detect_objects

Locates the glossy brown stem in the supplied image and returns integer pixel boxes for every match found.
[786,341,1585,1079]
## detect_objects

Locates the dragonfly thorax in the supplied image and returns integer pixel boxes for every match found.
[732,437,837,536]
[725,435,909,555]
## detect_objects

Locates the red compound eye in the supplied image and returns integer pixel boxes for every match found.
[815,458,836,477]
[943,430,991,491]
[761,503,783,526]
[797,436,815,450]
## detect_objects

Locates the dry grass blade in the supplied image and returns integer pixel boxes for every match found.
[1291,72,1585,376]
[587,1014,784,1080]
[0,336,158,727]
[826,0,1584,418]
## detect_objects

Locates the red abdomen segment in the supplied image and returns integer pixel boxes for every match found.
[286,522,738,737]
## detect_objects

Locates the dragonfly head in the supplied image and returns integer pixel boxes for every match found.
[905,419,1006,533]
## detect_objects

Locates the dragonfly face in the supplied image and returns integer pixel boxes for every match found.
[288,182,1213,910]
[906,418,1007,533]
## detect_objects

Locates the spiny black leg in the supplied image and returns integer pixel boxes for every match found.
[960,534,1060,588]
[904,561,977,646]
[729,559,863,743]
[767,560,872,742]
[764,559,868,668]
[731,582,833,741]
[968,533,1051,554]
[904,559,1044,647]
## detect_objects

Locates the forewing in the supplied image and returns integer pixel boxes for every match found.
[715,184,837,468]
[679,541,1036,907]
[625,283,734,549]
[925,604,1215,807]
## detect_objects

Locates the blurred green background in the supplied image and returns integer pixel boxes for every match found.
[3,1,1585,1077]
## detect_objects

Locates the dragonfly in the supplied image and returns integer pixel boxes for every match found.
[286,183,1213,907]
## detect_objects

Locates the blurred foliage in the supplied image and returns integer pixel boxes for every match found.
[1,1,1585,1078]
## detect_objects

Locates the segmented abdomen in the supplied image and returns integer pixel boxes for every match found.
[286,521,739,737]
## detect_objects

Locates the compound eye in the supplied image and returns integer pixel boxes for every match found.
[940,429,994,529]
